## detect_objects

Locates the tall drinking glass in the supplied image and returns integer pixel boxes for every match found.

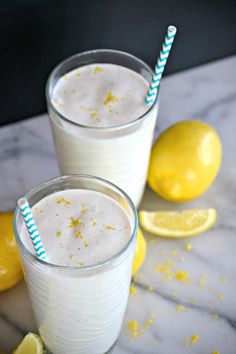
[46,50,158,207]
[14,175,138,354]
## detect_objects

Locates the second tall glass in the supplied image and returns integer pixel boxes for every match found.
[46,50,158,207]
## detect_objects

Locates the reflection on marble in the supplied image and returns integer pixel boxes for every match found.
[0,56,236,354]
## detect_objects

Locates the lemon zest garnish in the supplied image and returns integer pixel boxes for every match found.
[74,229,83,239]
[83,241,88,248]
[71,89,77,94]
[127,321,144,340]
[191,334,199,344]
[104,91,119,106]
[208,287,215,292]
[147,287,154,292]
[130,285,137,295]
[80,209,89,215]
[56,231,62,237]
[216,293,225,300]
[105,225,117,231]
[212,352,220,354]
[164,260,175,267]
[143,319,153,329]
[91,220,96,226]
[185,244,192,251]
[56,197,71,206]
[93,66,102,74]
[68,217,81,228]
[155,264,173,280]
[190,297,197,304]
[34,208,42,214]
[77,260,84,265]
[211,313,218,320]
[176,305,186,312]
[171,250,178,256]
[68,254,74,260]
[219,276,228,283]
[175,271,190,284]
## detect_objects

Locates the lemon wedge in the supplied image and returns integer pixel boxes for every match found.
[13,333,43,354]
[139,209,216,237]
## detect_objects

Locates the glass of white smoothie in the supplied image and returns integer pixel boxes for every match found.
[46,50,159,207]
[14,175,138,354]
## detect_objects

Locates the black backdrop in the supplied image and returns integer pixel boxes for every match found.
[1,0,236,126]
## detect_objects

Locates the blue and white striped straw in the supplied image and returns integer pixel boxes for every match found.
[18,198,47,260]
[145,25,177,105]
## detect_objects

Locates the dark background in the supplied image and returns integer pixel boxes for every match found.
[1,0,236,126]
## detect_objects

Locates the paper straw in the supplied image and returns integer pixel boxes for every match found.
[18,198,47,260]
[145,25,177,105]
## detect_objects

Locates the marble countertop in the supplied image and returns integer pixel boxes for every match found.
[0,56,236,354]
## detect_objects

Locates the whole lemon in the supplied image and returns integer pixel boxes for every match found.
[132,228,146,275]
[148,120,222,202]
[0,211,23,292]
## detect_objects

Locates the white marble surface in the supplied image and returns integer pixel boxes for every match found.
[0,56,236,354]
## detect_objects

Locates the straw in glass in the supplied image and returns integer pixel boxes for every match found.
[145,25,177,105]
[18,198,47,260]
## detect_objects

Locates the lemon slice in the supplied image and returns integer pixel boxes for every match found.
[139,209,216,237]
[13,333,43,354]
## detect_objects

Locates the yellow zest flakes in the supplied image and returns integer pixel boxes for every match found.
[169,291,177,297]
[104,91,119,106]
[71,89,77,94]
[74,229,83,239]
[190,297,197,304]
[68,217,81,228]
[147,287,154,292]
[216,293,225,300]
[90,111,100,121]
[208,287,215,292]
[56,231,62,238]
[176,305,186,312]
[143,319,153,329]
[132,273,143,282]
[164,260,175,267]
[211,313,218,320]
[191,334,199,344]
[56,197,71,206]
[127,320,144,340]
[80,208,89,215]
[155,264,172,280]
[219,276,228,283]
[212,352,220,354]
[105,225,117,231]
[175,271,190,284]
[77,260,84,266]
[171,249,178,256]
[68,254,74,260]
[74,72,80,77]
[91,220,96,227]
[93,66,102,74]
[63,74,68,80]
[34,208,42,214]
[83,241,88,248]
[197,274,207,287]
[185,244,192,251]
[130,284,137,295]
[184,334,199,346]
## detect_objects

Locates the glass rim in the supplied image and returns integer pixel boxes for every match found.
[45,49,159,132]
[14,174,138,272]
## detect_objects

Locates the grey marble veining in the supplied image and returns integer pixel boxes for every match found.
[0,55,236,354]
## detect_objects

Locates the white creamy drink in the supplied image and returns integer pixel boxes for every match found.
[19,188,135,354]
[49,60,158,206]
